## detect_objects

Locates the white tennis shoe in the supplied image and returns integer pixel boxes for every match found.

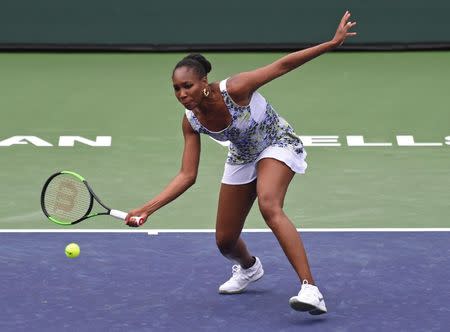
[289,280,327,315]
[219,257,264,294]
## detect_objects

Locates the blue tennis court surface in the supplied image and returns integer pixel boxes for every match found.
[1,231,449,331]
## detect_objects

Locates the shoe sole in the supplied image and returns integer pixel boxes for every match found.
[218,270,264,294]
[289,298,327,315]
[289,299,316,312]
[309,308,327,315]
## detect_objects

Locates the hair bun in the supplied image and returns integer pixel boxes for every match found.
[185,53,212,74]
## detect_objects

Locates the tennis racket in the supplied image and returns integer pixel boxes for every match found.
[41,170,143,226]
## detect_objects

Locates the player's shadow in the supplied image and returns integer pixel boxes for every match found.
[237,288,271,295]
[195,286,331,329]
[288,315,329,325]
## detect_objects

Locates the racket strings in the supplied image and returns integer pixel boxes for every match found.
[43,174,92,223]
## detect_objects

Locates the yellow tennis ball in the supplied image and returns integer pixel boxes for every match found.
[65,243,80,258]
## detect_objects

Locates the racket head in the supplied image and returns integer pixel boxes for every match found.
[41,171,94,225]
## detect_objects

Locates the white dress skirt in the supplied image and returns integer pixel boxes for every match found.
[221,146,307,185]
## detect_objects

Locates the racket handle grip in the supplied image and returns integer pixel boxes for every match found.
[110,209,128,220]
[110,209,144,225]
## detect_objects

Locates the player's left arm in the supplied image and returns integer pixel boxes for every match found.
[227,11,357,105]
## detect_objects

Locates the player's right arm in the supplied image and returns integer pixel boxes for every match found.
[125,115,200,226]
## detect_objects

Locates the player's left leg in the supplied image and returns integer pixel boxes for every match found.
[256,158,314,283]
[256,158,327,314]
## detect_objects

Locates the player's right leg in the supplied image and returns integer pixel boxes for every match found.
[256,158,327,314]
[215,181,264,294]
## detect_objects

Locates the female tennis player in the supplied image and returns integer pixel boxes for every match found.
[126,11,356,314]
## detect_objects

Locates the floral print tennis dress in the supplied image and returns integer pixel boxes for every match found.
[185,79,307,183]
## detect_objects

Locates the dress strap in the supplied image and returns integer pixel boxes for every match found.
[219,79,228,93]
[184,109,201,132]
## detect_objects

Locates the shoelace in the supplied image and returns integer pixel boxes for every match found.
[231,265,241,279]
[230,264,252,281]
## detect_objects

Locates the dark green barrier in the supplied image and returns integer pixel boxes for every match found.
[1,0,450,50]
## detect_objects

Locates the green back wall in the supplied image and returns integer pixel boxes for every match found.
[1,0,450,49]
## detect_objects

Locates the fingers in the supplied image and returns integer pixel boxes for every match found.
[345,21,357,32]
[341,10,351,24]
[341,10,357,27]
[126,216,145,227]
[126,219,142,227]
[333,10,357,46]
[343,16,357,35]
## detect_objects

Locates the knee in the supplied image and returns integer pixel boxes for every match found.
[215,234,238,256]
[258,195,283,226]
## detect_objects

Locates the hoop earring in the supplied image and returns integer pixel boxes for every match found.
[203,88,210,97]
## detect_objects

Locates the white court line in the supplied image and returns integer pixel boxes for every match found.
[0,228,449,235]
[146,228,450,233]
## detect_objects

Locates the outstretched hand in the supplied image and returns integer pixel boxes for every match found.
[331,11,357,47]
